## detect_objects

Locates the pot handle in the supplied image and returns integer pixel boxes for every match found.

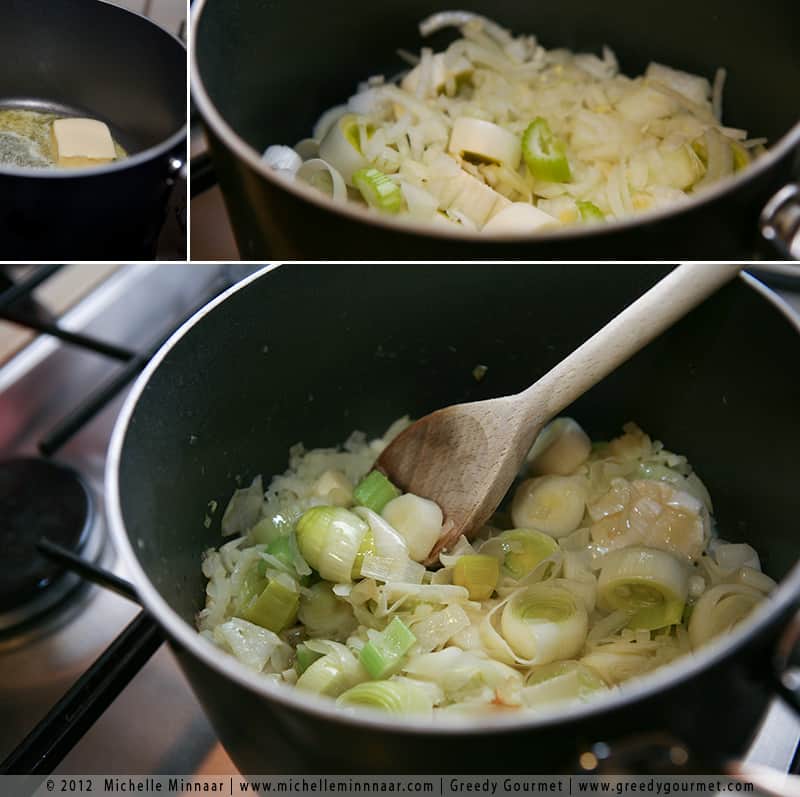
[724,609,800,796]
[760,182,800,259]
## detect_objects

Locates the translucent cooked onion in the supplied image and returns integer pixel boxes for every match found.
[522,660,608,707]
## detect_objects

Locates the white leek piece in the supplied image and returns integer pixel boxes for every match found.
[522,660,607,707]
[511,475,588,537]
[597,546,688,630]
[448,117,522,169]
[688,583,765,648]
[527,418,592,476]
[296,159,347,202]
[382,493,443,562]
[295,506,369,583]
[482,584,588,666]
[481,203,559,234]
[318,113,372,183]
[426,168,511,227]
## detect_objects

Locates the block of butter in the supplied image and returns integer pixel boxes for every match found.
[51,118,116,168]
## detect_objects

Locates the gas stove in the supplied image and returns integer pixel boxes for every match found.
[0,263,798,777]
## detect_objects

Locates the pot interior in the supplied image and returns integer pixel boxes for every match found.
[195,0,800,158]
[1,0,186,155]
[117,264,800,631]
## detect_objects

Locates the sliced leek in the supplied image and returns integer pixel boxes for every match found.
[295,506,369,583]
[353,168,405,214]
[336,679,433,714]
[688,583,764,648]
[481,584,588,666]
[527,418,592,476]
[522,660,608,707]
[522,118,571,182]
[381,493,443,562]
[359,617,416,679]
[295,640,365,697]
[353,471,401,513]
[448,117,522,169]
[511,475,588,537]
[481,203,559,234]
[576,201,604,223]
[480,529,558,580]
[239,577,299,633]
[452,554,499,600]
[597,546,688,630]
[318,113,371,183]
[298,581,356,640]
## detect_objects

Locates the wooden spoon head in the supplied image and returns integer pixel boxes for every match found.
[376,398,542,564]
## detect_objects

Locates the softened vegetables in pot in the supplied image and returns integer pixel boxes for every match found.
[198,417,774,717]
[261,13,767,233]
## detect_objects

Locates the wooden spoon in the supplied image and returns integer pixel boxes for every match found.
[376,263,741,564]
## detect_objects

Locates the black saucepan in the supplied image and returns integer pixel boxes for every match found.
[107,264,800,774]
[0,0,186,260]
[191,0,800,260]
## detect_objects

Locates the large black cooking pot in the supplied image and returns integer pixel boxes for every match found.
[191,0,800,259]
[0,0,186,260]
[108,264,800,774]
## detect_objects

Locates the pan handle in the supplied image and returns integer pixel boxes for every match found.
[760,182,800,259]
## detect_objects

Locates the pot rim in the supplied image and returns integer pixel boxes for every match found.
[0,0,187,180]
[190,0,800,245]
[106,264,800,735]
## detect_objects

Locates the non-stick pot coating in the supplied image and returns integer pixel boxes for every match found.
[115,265,800,772]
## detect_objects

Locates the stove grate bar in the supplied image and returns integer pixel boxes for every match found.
[0,265,64,311]
[36,539,141,605]
[0,308,137,361]
[0,610,163,775]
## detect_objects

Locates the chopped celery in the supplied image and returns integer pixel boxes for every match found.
[522,118,571,182]
[452,554,499,601]
[576,200,604,223]
[359,617,416,679]
[353,168,404,214]
[353,470,401,513]
[295,643,323,675]
[241,578,299,633]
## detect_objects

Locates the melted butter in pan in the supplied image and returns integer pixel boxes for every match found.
[0,109,127,169]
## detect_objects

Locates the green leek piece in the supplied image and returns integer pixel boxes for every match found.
[576,200,604,223]
[353,471,401,513]
[295,506,369,583]
[522,118,571,182]
[336,680,432,714]
[452,554,499,601]
[233,562,267,615]
[359,617,416,679]
[485,528,559,580]
[266,535,294,570]
[353,168,404,214]
[295,643,323,675]
[241,578,299,633]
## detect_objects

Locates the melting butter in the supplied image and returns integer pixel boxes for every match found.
[0,109,127,169]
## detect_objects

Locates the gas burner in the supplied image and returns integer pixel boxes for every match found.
[0,458,102,632]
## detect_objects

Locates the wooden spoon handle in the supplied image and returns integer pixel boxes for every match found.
[519,263,741,420]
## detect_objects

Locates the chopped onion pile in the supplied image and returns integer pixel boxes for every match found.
[198,416,773,717]
[262,13,766,234]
